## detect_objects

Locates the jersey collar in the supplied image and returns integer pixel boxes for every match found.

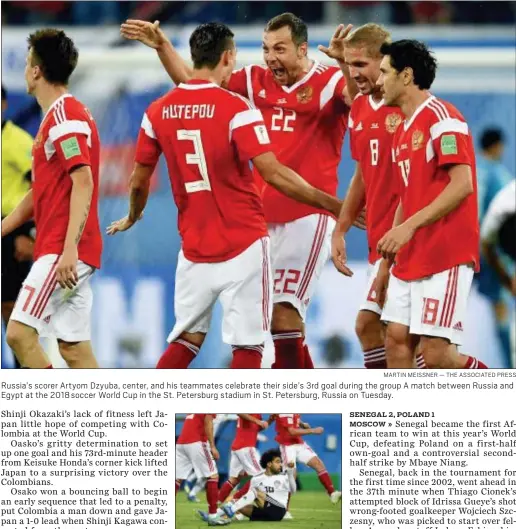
[178,80,217,90]
[368,94,384,111]
[403,94,435,131]
[280,60,319,94]
[42,93,73,123]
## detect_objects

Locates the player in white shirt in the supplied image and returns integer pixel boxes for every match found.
[199,449,296,523]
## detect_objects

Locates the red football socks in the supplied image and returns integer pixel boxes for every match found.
[233,480,251,500]
[230,346,263,368]
[317,470,335,495]
[363,347,387,369]
[156,339,199,369]
[271,331,304,368]
[218,480,236,503]
[206,478,219,514]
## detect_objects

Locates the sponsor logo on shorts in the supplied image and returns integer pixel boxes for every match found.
[453,321,463,331]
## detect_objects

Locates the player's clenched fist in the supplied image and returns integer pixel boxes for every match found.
[120,20,166,49]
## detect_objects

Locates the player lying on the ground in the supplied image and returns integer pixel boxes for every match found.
[175,414,229,526]
[200,449,297,523]
[108,22,342,370]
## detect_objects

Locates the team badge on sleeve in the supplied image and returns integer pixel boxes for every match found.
[385,113,402,133]
[441,134,458,155]
[254,124,270,145]
[60,137,81,159]
[411,130,424,151]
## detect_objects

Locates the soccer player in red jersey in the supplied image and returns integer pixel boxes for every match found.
[218,414,270,504]
[120,16,359,369]
[108,23,341,370]
[1,29,101,369]
[275,413,341,511]
[176,414,229,526]
[375,40,487,369]
[331,25,426,370]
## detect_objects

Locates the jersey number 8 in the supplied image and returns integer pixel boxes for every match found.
[177,129,212,193]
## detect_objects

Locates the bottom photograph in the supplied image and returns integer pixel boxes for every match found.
[175,413,342,528]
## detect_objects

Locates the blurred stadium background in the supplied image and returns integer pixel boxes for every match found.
[175,413,342,487]
[1,1,515,368]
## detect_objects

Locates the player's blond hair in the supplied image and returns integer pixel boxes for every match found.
[344,23,391,57]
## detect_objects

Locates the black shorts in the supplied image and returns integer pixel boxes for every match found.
[250,501,286,522]
[1,222,34,303]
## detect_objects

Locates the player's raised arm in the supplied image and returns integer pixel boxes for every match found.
[1,190,34,238]
[120,20,193,85]
[253,152,342,217]
[318,23,358,105]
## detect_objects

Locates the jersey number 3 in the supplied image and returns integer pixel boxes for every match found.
[177,129,211,193]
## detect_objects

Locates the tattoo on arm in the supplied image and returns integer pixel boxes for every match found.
[74,193,92,245]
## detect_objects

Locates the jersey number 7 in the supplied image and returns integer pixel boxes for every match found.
[177,129,212,193]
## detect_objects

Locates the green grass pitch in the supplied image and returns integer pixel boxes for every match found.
[175,490,342,528]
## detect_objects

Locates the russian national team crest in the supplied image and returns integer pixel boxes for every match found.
[412,130,424,150]
[297,86,313,104]
[385,113,402,133]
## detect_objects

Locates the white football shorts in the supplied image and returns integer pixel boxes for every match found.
[10,253,94,342]
[268,214,335,321]
[381,264,474,345]
[168,237,272,346]
[176,441,218,480]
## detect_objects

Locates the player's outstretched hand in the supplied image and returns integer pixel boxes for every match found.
[318,24,353,62]
[106,214,142,236]
[57,246,79,290]
[120,20,166,49]
[353,208,367,230]
[257,420,268,430]
[211,446,220,461]
[331,229,353,277]
[377,222,416,259]
[313,427,324,435]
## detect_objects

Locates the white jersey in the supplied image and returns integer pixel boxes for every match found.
[250,471,295,509]
[481,180,516,243]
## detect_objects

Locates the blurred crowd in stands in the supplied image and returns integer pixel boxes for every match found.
[2,1,515,26]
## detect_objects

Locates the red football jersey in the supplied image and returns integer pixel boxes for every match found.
[177,414,216,444]
[275,413,303,445]
[349,94,403,263]
[135,80,269,263]
[32,94,102,268]
[391,95,479,280]
[228,62,348,223]
[232,414,262,450]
